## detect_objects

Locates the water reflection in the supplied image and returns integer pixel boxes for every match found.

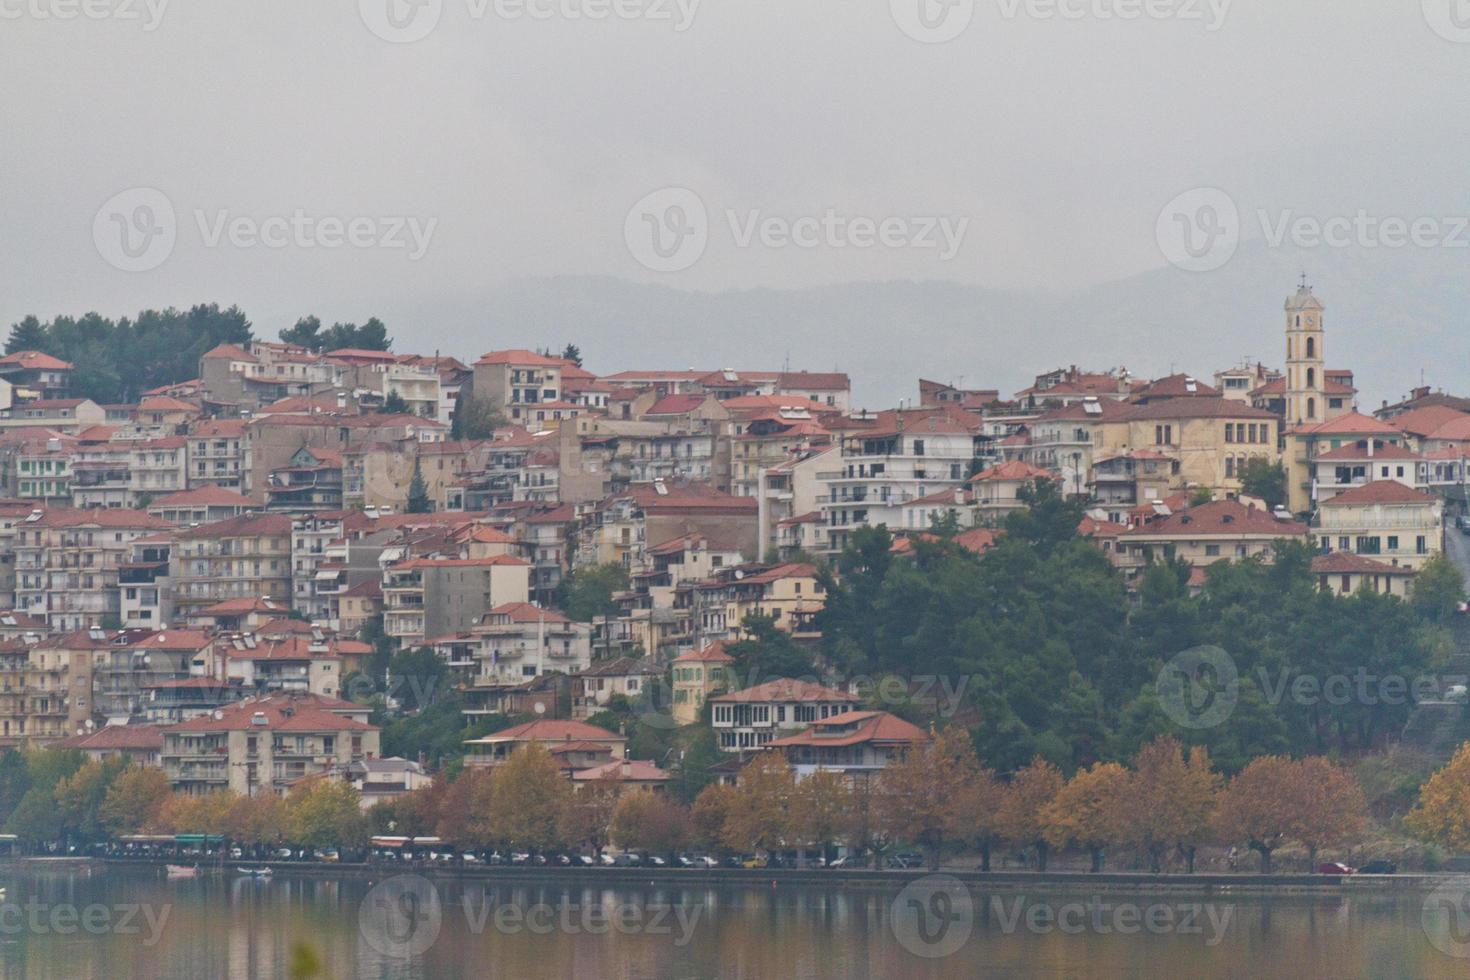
[0,869,1462,978]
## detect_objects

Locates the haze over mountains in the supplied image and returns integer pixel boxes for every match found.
[385,239,1465,411]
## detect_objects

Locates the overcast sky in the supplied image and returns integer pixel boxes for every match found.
[3,2,1469,368]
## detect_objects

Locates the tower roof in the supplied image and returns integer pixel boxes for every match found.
[1285,277,1324,313]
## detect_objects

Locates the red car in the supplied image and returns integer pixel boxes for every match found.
[1317,862,1356,875]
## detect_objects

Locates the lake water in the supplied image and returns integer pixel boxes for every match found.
[0,866,1466,978]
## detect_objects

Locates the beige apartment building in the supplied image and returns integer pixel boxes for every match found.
[170,513,294,622]
[471,349,564,425]
[14,508,173,632]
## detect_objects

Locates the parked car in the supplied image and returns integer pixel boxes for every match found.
[1360,859,1397,874]
[742,856,768,869]
[575,854,595,866]
[646,855,667,867]
[828,855,852,869]
[1317,862,1356,875]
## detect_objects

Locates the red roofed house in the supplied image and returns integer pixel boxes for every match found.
[1114,499,1309,585]
[462,718,626,768]
[1284,411,1406,513]
[970,460,1059,517]
[670,641,736,725]
[472,350,564,424]
[56,723,166,766]
[768,710,929,782]
[146,486,253,525]
[0,350,73,399]
[710,678,860,753]
[15,508,174,632]
[1310,552,1418,598]
[170,514,294,623]
[161,693,380,796]
[187,418,247,491]
[1317,481,1443,572]
[432,601,592,685]
[1309,439,1423,506]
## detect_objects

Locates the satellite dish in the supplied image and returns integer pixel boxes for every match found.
[534,702,546,715]
[733,570,744,580]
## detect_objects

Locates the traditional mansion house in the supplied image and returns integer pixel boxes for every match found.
[709,678,859,752]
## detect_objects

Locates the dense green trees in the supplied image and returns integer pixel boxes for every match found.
[279,316,391,353]
[557,564,630,623]
[817,480,1452,773]
[6,305,252,403]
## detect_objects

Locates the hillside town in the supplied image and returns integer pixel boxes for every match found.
[0,281,1468,874]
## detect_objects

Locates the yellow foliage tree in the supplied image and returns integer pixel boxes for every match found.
[877,727,976,869]
[720,753,795,855]
[1041,762,1129,873]
[995,757,1064,871]
[1407,742,1470,851]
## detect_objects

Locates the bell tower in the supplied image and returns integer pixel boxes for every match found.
[1284,274,1325,426]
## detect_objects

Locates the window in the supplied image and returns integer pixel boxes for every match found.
[913,439,925,457]
[1418,536,1428,555]
[1387,536,1399,552]
[1204,545,1221,557]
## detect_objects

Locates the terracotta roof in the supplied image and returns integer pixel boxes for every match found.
[1132,374,1222,400]
[471,719,623,743]
[1121,500,1308,537]
[645,394,709,416]
[475,349,565,367]
[33,507,171,530]
[138,396,200,414]
[480,602,570,624]
[122,630,214,651]
[199,597,290,616]
[672,641,734,664]
[201,343,257,362]
[739,563,820,585]
[0,350,72,371]
[148,487,253,508]
[1320,481,1439,507]
[776,371,849,391]
[971,460,1057,483]
[1297,412,1400,437]
[1124,397,1277,421]
[572,759,669,782]
[190,418,247,437]
[711,678,858,704]
[392,555,530,570]
[1311,552,1416,575]
[578,657,661,678]
[1314,441,1417,461]
[768,710,928,749]
[168,695,376,733]
[173,514,292,539]
[56,724,165,751]
[1390,406,1470,438]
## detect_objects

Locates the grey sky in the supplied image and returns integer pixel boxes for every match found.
[2,1,1468,392]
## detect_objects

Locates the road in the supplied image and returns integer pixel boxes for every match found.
[1444,518,1470,585]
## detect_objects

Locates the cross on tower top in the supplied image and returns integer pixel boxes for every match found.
[1298,271,1311,293]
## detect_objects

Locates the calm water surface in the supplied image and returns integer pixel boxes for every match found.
[0,867,1462,978]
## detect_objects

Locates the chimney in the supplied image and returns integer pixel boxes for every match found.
[954,487,965,506]
[1367,439,1375,458]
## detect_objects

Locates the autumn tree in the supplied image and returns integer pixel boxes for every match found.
[691,782,736,856]
[791,770,852,865]
[1408,742,1470,850]
[560,775,621,856]
[157,790,238,837]
[226,792,287,849]
[1113,738,1220,874]
[995,757,1064,871]
[1292,756,1367,867]
[484,743,572,854]
[435,767,498,851]
[1042,762,1129,873]
[55,756,130,841]
[100,767,173,835]
[952,764,1005,871]
[285,780,368,851]
[721,753,795,855]
[877,728,974,869]
[1214,756,1298,873]
[610,792,692,860]
[370,780,446,839]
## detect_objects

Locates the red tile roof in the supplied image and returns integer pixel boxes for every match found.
[1389,406,1470,438]
[1122,500,1308,537]
[478,719,623,742]
[56,724,165,751]
[480,602,571,624]
[768,710,928,748]
[1314,441,1417,461]
[572,759,669,782]
[169,695,377,732]
[1124,397,1277,421]
[1297,412,1400,437]
[1311,552,1416,575]
[201,343,257,362]
[0,350,72,370]
[1321,481,1439,506]
[672,641,735,664]
[971,460,1057,483]
[475,349,565,367]
[148,487,253,508]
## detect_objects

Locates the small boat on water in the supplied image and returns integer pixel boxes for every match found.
[166,864,199,879]
[236,867,274,878]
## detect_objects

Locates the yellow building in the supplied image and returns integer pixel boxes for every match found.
[1095,399,1280,498]
[1283,413,1408,514]
[670,641,735,726]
